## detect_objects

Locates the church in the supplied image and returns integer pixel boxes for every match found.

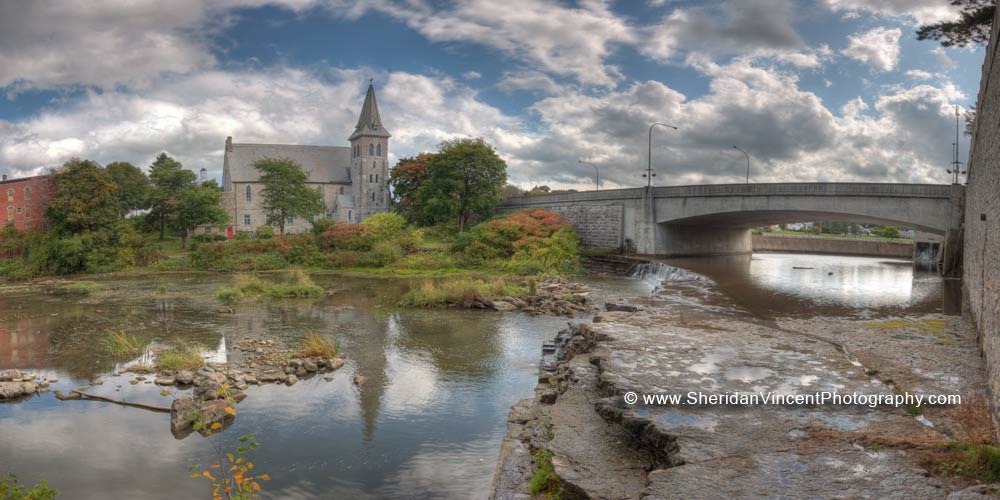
[220,81,391,235]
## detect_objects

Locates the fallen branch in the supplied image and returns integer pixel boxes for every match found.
[60,389,171,413]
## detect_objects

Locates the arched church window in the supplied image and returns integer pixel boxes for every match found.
[245,185,252,203]
[376,144,382,156]
[371,192,375,202]
[369,144,374,156]
[339,186,344,194]
[6,206,13,221]
[375,174,379,183]
[24,187,30,200]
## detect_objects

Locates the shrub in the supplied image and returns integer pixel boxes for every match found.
[215,271,323,301]
[362,212,408,240]
[256,225,275,239]
[453,210,581,274]
[320,222,375,251]
[359,240,403,267]
[310,218,335,238]
[0,473,58,500]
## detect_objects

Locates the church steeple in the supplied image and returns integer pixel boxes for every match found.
[349,80,390,141]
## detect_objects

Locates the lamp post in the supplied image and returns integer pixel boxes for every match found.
[646,122,678,188]
[732,145,750,184]
[578,160,599,190]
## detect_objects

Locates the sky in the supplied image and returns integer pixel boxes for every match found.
[0,0,987,190]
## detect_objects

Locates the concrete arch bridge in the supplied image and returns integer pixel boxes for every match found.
[497,183,965,258]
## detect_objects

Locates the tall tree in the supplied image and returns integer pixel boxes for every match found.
[106,161,151,218]
[172,180,229,249]
[47,158,118,233]
[916,0,995,47]
[146,153,196,240]
[417,138,507,231]
[254,157,326,236]
[388,153,433,223]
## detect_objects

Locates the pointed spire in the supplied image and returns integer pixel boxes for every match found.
[349,80,390,140]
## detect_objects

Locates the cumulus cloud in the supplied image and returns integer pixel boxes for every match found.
[329,0,634,88]
[842,27,902,71]
[0,0,320,91]
[497,70,562,94]
[821,0,962,24]
[640,0,834,68]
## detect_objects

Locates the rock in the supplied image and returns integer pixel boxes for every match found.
[217,308,234,314]
[0,381,29,400]
[232,391,247,403]
[323,376,334,382]
[207,372,227,384]
[294,366,307,377]
[288,359,303,369]
[171,398,235,438]
[39,381,50,389]
[129,379,139,385]
[0,369,21,381]
[159,389,171,396]
[948,484,1000,499]
[605,302,641,313]
[53,390,81,400]
[353,375,367,386]
[154,375,176,386]
[175,370,194,385]
[327,358,345,371]
[90,378,103,385]
[244,375,258,385]
[283,365,294,374]
[258,371,287,383]
[303,360,318,372]
[492,300,518,312]
[286,374,298,386]
[194,380,222,401]
[48,378,58,384]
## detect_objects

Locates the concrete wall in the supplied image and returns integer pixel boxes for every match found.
[752,234,912,258]
[963,8,1000,438]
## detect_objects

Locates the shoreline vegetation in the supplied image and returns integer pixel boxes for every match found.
[1,210,586,282]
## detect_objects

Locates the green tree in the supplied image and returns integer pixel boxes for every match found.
[417,138,507,231]
[878,226,900,239]
[106,161,151,218]
[47,158,118,233]
[916,0,994,47]
[147,153,196,240]
[254,157,326,236]
[389,153,433,222]
[172,180,229,249]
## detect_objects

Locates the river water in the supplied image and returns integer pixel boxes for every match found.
[0,253,959,499]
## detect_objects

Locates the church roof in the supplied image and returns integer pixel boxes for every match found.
[349,81,391,140]
[224,143,352,184]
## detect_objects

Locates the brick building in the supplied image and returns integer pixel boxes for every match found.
[2,174,54,231]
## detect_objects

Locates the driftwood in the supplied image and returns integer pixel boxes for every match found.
[57,389,172,413]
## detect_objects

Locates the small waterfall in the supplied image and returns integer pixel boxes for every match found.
[631,261,708,289]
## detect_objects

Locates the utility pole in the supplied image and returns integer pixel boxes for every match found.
[733,145,750,184]
[578,160,599,190]
[646,122,678,188]
[947,105,966,184]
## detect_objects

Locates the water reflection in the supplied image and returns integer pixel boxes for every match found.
[659,253,960,317]
[0,272,596,499]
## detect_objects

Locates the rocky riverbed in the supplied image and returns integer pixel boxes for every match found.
[491,303,995,499]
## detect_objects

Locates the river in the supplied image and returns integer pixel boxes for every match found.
[0,253,959,499]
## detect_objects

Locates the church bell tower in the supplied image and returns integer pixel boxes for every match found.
[349,80,391,223]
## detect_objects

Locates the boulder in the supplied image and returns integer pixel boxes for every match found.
[492,300,518,312]
[194,380,222,401]
[286,374,298,386]
[258,371,287,383]
[175,370,194,385]
[154,375,176,386]
[353,375,367,386]
[171,398,235,438]
[0,381,33,400]
[303,360,318,372]
[605,302,641,313]
[327,358,345,371]
[0,369,21,381]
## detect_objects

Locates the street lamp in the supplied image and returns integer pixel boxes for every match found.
[647,122,678,188]
[578,160,599,191]
[732,145,750,184]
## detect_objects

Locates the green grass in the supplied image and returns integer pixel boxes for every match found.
[528,449,562,499]
[157,345,204,372]
[296,332,339,358]
[941,442,1000,483]
[400,277,528,307]
[98,331,149,357]
[60,281,100,293]
[215,270,324,301]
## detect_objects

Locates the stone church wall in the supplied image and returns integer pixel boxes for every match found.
[963,8,1000,439]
